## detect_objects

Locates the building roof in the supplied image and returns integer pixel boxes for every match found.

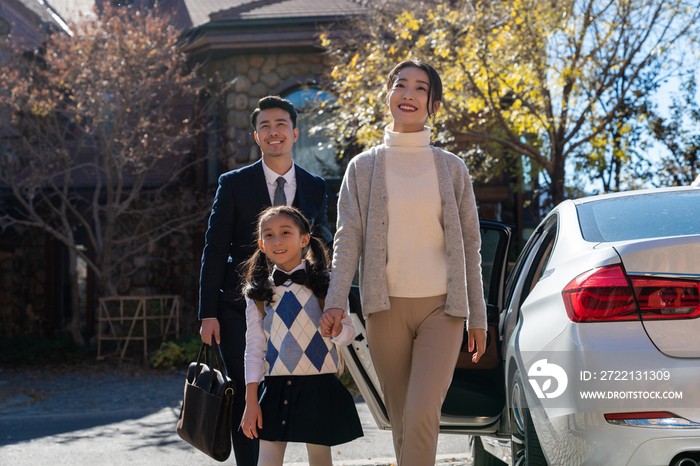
[14,0,56,24]
[180,0,368,57]
[46,0,98,26]
[205,0,367,25]
[0,0,71,51]
[43,0,367,30]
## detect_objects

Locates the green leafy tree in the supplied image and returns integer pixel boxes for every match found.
[323,0,700,206]
[0,5,218,344]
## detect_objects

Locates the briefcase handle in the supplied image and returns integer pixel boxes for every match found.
[195,337,229,389]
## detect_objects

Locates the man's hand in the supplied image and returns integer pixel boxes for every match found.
[320,308,345,337]
[200,318,220,345]
[468,328,487,363]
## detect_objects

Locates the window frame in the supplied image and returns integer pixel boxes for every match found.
[282,87,341,177]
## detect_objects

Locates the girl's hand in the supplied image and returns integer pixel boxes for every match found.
[320,308,346,337]
[468,328,487,363]
[241,402,263,439]
[242,382,262,439]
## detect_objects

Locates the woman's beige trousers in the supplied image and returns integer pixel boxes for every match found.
[366,295,464,466]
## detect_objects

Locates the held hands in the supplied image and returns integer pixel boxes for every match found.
[320,308,346,337]
[468,328,487,363]
[199,319,220,345]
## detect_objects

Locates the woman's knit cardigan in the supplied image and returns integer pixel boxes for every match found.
[324,145,487,330]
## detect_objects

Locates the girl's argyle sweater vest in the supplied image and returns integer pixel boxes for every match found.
[262,282,340,376]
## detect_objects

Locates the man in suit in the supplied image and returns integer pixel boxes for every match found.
[199,96,333,466]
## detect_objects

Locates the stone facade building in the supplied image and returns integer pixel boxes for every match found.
[213,52,336,173]
[179,0,368,178]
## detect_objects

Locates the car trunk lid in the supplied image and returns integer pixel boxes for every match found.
[614,234,700,357]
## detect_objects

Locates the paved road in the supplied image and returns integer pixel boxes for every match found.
[0,364,473,466]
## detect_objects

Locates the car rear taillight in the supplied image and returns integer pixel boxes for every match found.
[562,265,700,322]
[629,277,700,320]
[605,411,700,428]
[562,265,637,322]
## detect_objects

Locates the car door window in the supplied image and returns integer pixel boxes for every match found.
[479,223,511,308]
[503,227,543,311]
[521,218,558,304]
[500,218,557,347]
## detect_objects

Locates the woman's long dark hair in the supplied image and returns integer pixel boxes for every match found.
[241,206,331,304]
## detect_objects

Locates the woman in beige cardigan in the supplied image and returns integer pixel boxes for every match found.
[321,60,487,466]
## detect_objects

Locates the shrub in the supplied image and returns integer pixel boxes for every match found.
[0,332,93,366]
[149,334,201,369]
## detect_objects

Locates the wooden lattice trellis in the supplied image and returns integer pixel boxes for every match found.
[97,295,180,362]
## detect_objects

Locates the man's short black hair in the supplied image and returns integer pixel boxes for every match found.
[250,96,298,130]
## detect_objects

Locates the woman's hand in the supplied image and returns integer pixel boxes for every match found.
[320,308,346,337]
[468,328,487,363]
[242,383,262,439]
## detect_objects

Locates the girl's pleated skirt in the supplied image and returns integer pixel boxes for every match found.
[256,373,363,446]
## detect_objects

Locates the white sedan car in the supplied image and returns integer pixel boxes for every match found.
[342,186,700,466]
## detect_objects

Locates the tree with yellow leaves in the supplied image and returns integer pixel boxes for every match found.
[323,0,700,206]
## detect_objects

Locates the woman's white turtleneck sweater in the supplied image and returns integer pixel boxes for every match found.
[384,126,448,298]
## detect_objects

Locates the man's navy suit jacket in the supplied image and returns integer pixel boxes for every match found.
[198,159,333,320]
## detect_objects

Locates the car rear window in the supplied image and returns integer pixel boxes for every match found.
[576,191,700,242]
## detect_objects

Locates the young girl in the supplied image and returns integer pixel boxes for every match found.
[321,60,488,466]
[240,205,363,466]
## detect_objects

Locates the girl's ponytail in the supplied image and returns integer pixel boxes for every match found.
[305,235,331,299]
[240,248,273,303]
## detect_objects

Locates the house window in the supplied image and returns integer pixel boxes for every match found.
[0,17,10,47]
[76,245,88,317]
[284,88,341,178]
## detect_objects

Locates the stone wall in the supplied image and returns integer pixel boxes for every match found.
[205,52,333,171]
[0,229,47,337]
[113,229,201,335]
[0,226,203,339]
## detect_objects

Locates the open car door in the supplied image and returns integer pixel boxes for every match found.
[342,220,512,433]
